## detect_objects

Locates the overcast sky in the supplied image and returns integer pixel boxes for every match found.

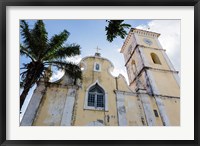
[20,19,180,119]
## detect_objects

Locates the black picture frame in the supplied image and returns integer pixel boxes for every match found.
[0,0,199,145]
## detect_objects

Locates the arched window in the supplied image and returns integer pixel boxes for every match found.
[84,81,108,111]
[131,59,136,75]
[151,53,161,65]
[88,83,105,108]
[131,60,135,65]
[131,60,136,69]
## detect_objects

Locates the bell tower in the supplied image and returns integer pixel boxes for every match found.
[120,28,180,126]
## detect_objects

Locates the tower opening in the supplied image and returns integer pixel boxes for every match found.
[151,53,161,65]
[131,59,136,75]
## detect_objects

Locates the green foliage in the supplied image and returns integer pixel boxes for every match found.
[105,20,131,42]
[20,20,82,109]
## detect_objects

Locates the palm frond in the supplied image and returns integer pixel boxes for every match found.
[20,20,32,48]
[20,45,36,61]
[43,44,81,61]
[49,30,69,49]
[41,30,70,60]
[120,23,131,28]
[20,81,24,88]
[31,20,48,60]
[20,70,28,82]
[20,20,49,61]
[105,20,131,42]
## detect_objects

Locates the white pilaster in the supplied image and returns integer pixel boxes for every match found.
[154,96,170,126]
[60,88,76,126]
[116,92,127,126]
[139,94,156,126]
[20,82,46,126]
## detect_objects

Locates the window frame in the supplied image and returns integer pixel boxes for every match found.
[88,92,104,108]
[84,81,108,111]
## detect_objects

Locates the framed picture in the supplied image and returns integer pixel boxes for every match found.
[0,0,199,145]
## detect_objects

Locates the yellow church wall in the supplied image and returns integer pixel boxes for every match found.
[129,70,180,126]
[160,97,180,126]
[151,70,179,97]
[124,95,147,126]
[144,95,180,126]
[73,108,107,126]
[73,57,119,126]
[130,69,179,97]
[33,86,68,126]
[117,75,133,92]
[129,66,179,97]
[148,96,164,126]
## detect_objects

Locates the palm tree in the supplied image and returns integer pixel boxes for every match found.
[105,20,131,42]
[20,20,82,110]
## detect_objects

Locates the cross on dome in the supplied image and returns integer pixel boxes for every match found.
[94,46,101,57]
[95,46,101,53]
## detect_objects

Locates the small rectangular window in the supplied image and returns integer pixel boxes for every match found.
[96,64,100,70]
[154,109,159,117]
[94,62,101,72]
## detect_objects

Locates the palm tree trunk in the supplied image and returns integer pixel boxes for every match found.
[20,62,44,111]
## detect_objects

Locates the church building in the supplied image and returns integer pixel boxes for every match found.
[21,28,180,126]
